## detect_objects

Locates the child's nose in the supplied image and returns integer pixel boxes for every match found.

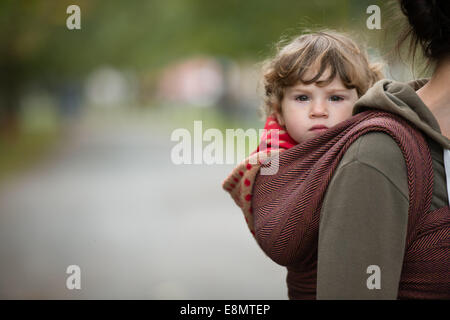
[309,101,328,118]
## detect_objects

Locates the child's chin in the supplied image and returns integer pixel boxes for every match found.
[306,129,327,140]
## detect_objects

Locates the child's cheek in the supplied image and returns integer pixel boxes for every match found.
[285,121,306,144]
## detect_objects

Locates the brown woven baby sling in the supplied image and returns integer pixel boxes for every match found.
[251,109,450,299]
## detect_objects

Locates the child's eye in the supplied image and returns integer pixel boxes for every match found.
[329,95,344,102]
[295,95,309,102]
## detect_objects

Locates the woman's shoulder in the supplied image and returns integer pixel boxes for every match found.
[336,131,409,199]
[318,133,411,299]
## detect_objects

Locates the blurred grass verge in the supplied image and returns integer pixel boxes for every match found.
[0,103,62,183]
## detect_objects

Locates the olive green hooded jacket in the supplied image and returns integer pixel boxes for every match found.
[317,79,450,299]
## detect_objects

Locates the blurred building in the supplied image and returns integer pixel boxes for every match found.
[156,56,262,122]
[157,57,224,107]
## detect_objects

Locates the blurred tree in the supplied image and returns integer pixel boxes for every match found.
[0,0,93,137]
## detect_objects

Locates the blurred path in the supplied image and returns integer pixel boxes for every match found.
[0,110,286,299]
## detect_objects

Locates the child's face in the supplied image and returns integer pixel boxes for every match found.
[277,71,358,144]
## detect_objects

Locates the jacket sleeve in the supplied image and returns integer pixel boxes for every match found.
[317,132,410,299]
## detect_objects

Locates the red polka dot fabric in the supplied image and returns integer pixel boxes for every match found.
[222,114,297,237]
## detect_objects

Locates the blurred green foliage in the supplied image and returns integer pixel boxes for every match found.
[0,128,60,180]
[0,0,390,135]
[0,0,387,79]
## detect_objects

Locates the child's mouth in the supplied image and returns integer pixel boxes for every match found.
[309,125,329,132]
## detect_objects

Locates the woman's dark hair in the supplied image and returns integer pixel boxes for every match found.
[398,0,450,62]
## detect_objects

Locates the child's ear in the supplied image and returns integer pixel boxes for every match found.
[274,111,285,127]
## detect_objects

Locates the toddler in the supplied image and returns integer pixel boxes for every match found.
[222,30,383,235]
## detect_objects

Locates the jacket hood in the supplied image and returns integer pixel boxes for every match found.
[353,79,450,150]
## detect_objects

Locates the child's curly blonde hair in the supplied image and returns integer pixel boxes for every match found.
[260,30,383,118]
